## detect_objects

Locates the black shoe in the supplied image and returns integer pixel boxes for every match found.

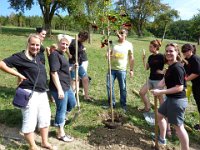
[194,124,200,130]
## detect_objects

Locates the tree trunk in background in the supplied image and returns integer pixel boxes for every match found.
[161,24,167,42]
[43,16,52,36]
[137,23,143,37]
[198,36,200,45]
[88,25,92,44]
[43,14,52,36]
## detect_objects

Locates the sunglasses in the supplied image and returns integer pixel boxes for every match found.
[119,30,127,35]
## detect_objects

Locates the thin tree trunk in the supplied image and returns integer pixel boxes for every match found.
[161,24,167,43]
[137,23,143,37]
[88,25,92,44]
[44,18,52,36]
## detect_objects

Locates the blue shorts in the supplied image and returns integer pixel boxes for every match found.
[70,64,87,80]
[158,97,188,126]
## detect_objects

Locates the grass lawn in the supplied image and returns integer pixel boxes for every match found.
[0,26,200,149]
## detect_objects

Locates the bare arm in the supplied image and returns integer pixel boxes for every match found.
[65,48,72,59]
[0,61,26,84]
[129,52,134,78]
[151,85,184,96]
[51,71,64,99]
[157,78,165,88]
[186,73,199,81]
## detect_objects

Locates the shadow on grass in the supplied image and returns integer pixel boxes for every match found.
[0,108,22,128]
[78,95,156,149]
[73,125,99,134]
[0,86,15,98]
[78,95,148,124]
[1,26,35,37]
[83,96,200,148]
[1,26,65,37]
[0,86,22,128]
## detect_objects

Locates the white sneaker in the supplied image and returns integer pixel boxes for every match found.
[57,134,74,142]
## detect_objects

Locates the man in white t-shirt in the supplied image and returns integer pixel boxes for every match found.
[105,29,134,112]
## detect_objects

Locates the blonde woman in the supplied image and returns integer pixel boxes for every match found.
[48,35,76,142]
[0,34,54,150]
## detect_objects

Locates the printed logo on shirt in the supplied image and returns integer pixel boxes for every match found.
[114,52,124,59]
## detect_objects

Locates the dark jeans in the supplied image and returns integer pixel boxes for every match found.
[106,70,127,108]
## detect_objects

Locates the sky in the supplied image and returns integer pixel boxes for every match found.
[0,0,199,20]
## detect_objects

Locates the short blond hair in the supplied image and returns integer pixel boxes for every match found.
[50,43,58,50]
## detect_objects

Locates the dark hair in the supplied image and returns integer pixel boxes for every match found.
[181,43,196,54]
[150,39,161,50]
[78,31,89,41]
[36,27,45,33]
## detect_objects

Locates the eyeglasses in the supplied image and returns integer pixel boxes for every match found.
[119,30,127,35]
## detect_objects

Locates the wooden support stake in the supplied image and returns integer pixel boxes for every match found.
[75,34,80,111]
[154,96,159,150]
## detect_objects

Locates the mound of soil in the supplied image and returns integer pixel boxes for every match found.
[88,123,173,150]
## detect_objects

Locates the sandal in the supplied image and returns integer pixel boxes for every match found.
[57,134,74,142]
[41,144,57,150]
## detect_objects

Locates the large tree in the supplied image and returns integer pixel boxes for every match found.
[167,20,192,41]
[153,9,179,42]
[8,0,69,34]
[115,0,168,37]
[191,10,200,45]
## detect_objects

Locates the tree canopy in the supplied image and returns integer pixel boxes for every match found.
[8,0,68,34]
[4,0,200,44]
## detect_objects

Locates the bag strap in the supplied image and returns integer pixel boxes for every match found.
[29,59,41,99]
